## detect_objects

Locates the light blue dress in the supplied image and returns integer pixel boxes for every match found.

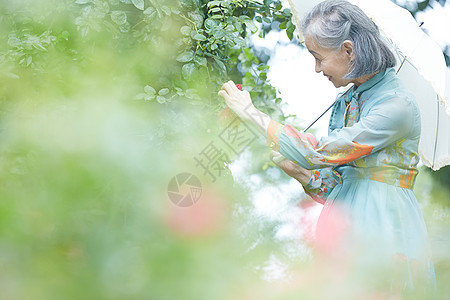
[266,68,435,290]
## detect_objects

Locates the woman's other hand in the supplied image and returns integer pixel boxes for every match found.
[270,150,312,186]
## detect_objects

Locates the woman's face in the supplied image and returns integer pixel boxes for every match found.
[304,35,354,88]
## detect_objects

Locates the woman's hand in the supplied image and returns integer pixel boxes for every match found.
[218,80,271,135]
[218,80,256,121]
[270,150,312,186]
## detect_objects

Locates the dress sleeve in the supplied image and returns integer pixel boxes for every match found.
[266,97,413,170]
[303,168,342,204]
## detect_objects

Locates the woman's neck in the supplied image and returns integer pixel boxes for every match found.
[353,71,379,87]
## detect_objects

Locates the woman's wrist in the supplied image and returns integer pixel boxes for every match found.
[295,169,312,186]
[270,150,313,187]
[242,106,271,136]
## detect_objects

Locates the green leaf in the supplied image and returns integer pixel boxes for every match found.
[214,58,226,73]
[417,0,430,11]
[204,19,219,31]
[119,23,130,32]
[161,6,171,15]
[182,63,196,79]
[156,95,167,103]
[180,0,193,9]
[207,1,222,8]
[234,36,246,47]
[194,56,207,66]
[144,85,156,95]
[176,50,195,62]
[131,0,144,10]
[286,29,293,40]
[273,13,284,19]
[174,87,184,96]
[185,89,199,99]
[243,20,258,33]
[287,20,295,31]
[139,93,150,100]
[283,8,292,17]
[7,35,21,48]
[144,7,157,21]
[193,34,207,41]
[111,11,127,25]
[278,21,286,29]
[158,88,170,96]
[211,26,226,39]
[190,13,204,28]
[262,17,271,23]
[209,7,222,13]
[180,26,191,36]
[255,16,262,23]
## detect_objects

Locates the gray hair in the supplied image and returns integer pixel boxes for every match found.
[301,0,396,79]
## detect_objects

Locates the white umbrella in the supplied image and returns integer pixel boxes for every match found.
[287,0,450,170]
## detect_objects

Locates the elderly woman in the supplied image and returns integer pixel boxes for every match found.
[219,0,435,292]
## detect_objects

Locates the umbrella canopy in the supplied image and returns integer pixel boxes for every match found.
[287,0,450,170]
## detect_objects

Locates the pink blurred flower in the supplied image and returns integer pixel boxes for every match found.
[165,188,229,238]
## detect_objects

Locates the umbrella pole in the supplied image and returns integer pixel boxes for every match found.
[432,94,441,170]
[396,56,407,75]
[303,99,337,133]
[395,22,424,75]
[303,85,354,133]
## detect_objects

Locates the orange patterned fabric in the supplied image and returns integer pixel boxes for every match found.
[266,120,284,151]
[317,142,374,165]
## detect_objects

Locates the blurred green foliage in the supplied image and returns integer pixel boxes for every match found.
[0,0,299,299]
[0,0,296,117]
[410,0,447,15]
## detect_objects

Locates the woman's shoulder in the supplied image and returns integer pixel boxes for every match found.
[359,70,421,135]
[362,69,418,112]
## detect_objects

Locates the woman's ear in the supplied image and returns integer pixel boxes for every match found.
[342,40,354,60]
